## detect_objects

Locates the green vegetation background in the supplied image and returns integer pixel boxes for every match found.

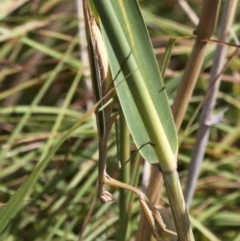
[0,1,240,240]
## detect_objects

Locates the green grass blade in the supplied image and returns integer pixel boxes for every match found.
[94,0,177,167]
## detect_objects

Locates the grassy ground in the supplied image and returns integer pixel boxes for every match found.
[1,1,240,241]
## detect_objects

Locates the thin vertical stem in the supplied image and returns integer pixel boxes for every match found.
[117,115,131,241]
[184,0,239,209]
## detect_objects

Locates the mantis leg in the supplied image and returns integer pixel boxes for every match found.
[103,174,177,240]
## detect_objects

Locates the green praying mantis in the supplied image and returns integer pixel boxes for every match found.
[83,1,177,240]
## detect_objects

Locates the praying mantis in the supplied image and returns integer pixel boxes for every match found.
[82,1,177,240]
